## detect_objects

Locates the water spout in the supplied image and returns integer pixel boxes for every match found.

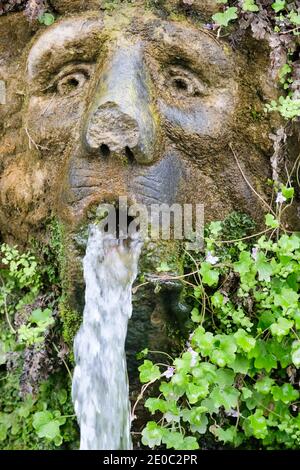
[72,224,142,450]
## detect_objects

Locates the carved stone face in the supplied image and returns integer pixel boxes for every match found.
[0,7,274,240]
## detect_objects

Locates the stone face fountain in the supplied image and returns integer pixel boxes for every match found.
[0,1,285,241]
[0,0,299,451]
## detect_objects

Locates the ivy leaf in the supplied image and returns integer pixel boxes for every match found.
[278,234,300,253]
[291,341,300,367]
[186,381,209,404]
[181,436,200,450]
[200,262,219,287]
[193,286,203,299]
[210,386,240,411]
[293,309,300,329]
[248,409,268,439]
[242,0,259,12]
[201,397,220,414]
[270,317,294,341]
[182,407,208,434]
[141,422,164,448]
[32,411,52,429]
[257,311,275,331]
[156,262,172,272]
[161,430,184,449]
[254,377,275,395]
[211,335,237,367]
[289,10,300,26]
[208,221,222,237]
[145,398,168,414]
[138,360,161,383]
[192,328,214,356]
[256,252,273,282]
[271,384,299,404]
[212,7,238,27]
[191,307,201,323]
[269,339,291,368]
[38,13,55,26]
[234,329,256,353]
[231,354,250,374]
[265,214,279,228]
[192,362,217,383]
[215,426,243,446]
[273,287,298,312]
[272,0,286,13]
[30,308,52,324]
[249,340,277,372]
[281,185,294,201]
[159,382,183,401]
[234,251,253,276]
[136,348,148,360]
[32,411,62,440]
[241,387,253,400]
[215,368,235,388]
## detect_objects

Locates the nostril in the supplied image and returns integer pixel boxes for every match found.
[100,144,110,158]
[125,146,135,164]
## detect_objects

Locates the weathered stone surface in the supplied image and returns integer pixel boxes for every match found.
[0,5,289,242]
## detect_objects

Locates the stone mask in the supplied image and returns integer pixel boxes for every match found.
[0,4,280,241]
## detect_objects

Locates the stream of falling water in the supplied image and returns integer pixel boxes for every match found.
[72,224,142,450]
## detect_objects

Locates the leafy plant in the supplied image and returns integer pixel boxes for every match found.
[38,12,55,26]
[242,0,259,13]
[0,245,41,333]
[0,371,78,449]
[18,308,54,346]
[212,7,238,27]
[0,230,78,450]
[137,187,300,450]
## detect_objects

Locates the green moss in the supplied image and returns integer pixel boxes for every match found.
[59,301,82,357]
[139,239,184,278]
[29,217,83,355]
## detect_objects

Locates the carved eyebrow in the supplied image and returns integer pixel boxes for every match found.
[27,15,103,81]
[152,22,234,76]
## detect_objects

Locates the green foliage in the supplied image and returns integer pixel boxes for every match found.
[0,221,79,450]
[138,197,300,450]
[38,13,55,26]
[18,308,54,346]
[0,245,41,333]
[242,0,259,13]
[211,3,300,120]
[212,7,238,27]
[271,1,286,13]
[0,370,78,449]
[265,95,300,120]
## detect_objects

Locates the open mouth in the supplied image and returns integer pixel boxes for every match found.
[90,202,138,240]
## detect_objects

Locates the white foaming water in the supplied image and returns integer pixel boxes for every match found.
[72,224,142,450]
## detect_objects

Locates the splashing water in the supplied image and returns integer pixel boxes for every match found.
[72,224,142,450]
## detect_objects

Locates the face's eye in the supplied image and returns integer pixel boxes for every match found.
[166,66,207,98]
[57,72,87,95]
[50,64,92,96]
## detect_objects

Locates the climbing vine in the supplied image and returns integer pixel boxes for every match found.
[137,183,300,450]
[0,224,79,449]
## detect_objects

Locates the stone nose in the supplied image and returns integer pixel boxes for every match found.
[84,42,158,164]
[85,102,140,160]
